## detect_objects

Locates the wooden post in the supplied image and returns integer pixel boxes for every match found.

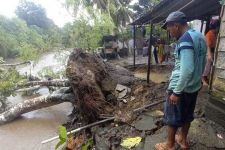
[205,17,210,35]
[200,20,204,33]
[147,22,154,83]
[133,25,136,68]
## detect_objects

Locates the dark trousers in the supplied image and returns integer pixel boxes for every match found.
[153,47,158,64]
[163,90,198,127]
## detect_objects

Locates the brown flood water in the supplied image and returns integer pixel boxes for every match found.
[134,72,170,83]
[1,52,72,150]
[0,95,73,150]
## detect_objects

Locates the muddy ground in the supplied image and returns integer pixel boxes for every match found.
[64,64,225,150]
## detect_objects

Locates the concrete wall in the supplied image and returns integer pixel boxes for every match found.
[206,4,225,127]
[211,4,225,99]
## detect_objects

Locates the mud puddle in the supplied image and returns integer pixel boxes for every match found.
[133,65,172,83]
[134,72,170,83]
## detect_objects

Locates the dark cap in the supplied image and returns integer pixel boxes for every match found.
[162,11,187,29]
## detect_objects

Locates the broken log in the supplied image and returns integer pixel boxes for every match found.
[0,87,76,124]
[0,61,31,67]
[16,85,41,93]
[18,79,70,88]
[66,50,135,122]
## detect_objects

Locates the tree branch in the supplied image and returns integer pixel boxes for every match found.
[0,61,31,67]
[0,88,76,124]
[18,79,70,88]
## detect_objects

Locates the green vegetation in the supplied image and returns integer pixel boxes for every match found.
[0,0,165,101]
[0,0,62,60]
[82,138,94,150]
[15,0,54,29]
[55,126,67,150]
[0,0,164,61]
[64,0,164,49]
[55,125,94,150]
[132,0,161,17]
[61,12,115,50]
[37,66,66,79]
[0,68,25,97]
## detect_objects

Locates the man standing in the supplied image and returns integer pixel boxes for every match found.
[202,19,219,86]
[155,11,207,150]
[128,38,134,56]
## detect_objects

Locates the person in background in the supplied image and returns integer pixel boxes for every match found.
[202,19,220,86]
[164,41,171,62]
[142,40,149,57]
[155,11,207,150]
[153,45,159,64]
[158,39,165,64]
[136,38,144,55]
[128,38,134,56]
[152,37,159,64]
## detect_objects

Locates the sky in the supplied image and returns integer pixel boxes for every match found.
[0,0,73,27]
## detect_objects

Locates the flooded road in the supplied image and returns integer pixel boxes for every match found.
[0,51,72,150]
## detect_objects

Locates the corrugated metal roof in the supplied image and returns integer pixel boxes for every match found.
[130,0,221,25]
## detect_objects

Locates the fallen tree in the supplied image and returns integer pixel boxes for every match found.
[0,50,136,124]
[17,79,70,88]
[0,87,76,124]
[0,61,31,67]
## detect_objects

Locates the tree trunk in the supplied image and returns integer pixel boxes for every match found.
[18,79,70,88]
[16,85,41,92]
[0,61,31,67]
[0,88,76,124]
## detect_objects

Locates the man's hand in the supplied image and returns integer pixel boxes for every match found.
[169,94,180,105]
[207,53,213,62]
[207,49,214,62]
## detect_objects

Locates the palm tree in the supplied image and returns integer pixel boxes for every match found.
[65,0,134,28]
[132,0,161,18]
[111,0,133,28]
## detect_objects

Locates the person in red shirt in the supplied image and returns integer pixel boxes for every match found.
[202,19,220,86]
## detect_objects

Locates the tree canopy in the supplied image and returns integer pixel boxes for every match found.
[15,0,55,29]
[132,0,161,18]
[65,0,134,28]
[0,15,61,60]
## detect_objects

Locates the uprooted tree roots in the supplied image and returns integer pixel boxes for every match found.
[66,50,135,122]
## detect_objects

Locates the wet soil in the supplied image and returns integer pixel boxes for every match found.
[66,64,225,150]
[90,85,225,150]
